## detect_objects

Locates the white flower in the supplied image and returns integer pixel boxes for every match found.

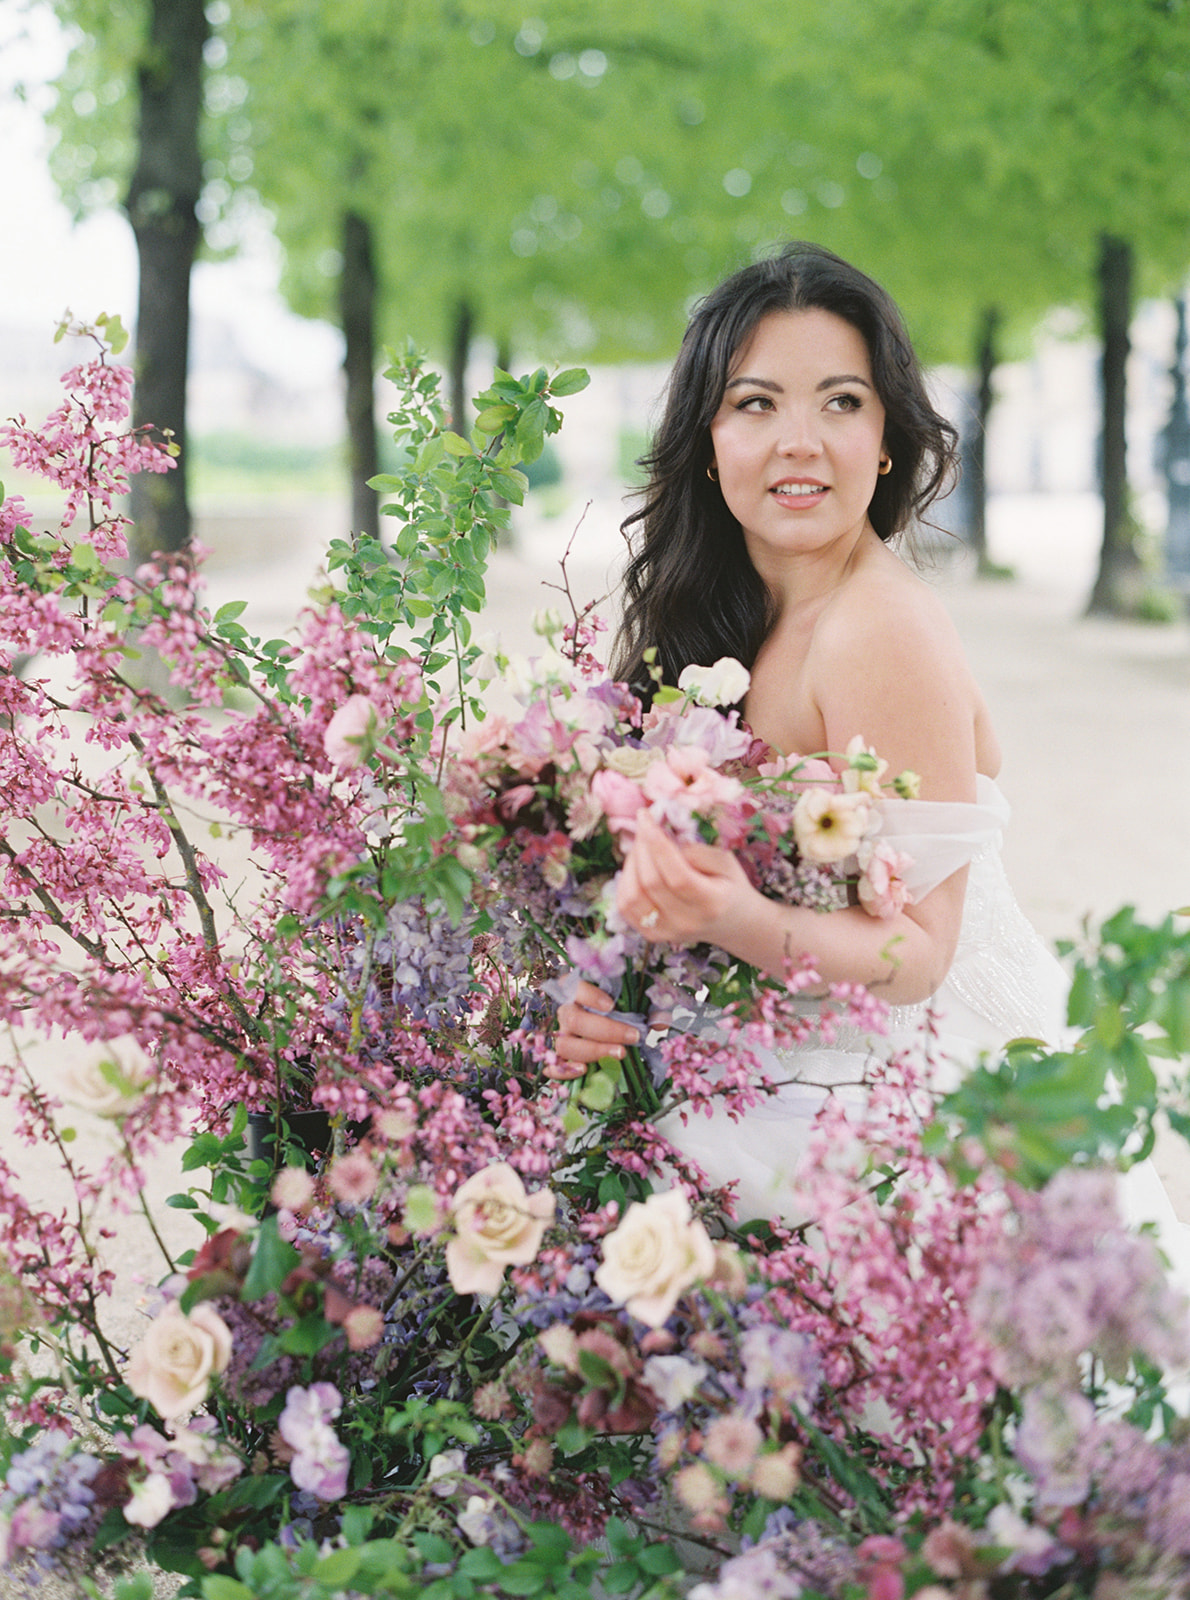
[792,787,874,864]
[532,606,565,637]
[445,1164,555,1297]
[124,1301,233,1419]
[677,656,751,708]
[642,1353,708,1409]
[427,1448,467,1496]
[470,632,503,681]
[457,1493,499,1545]
[123,1471,175,1529]
[60,1036,151,1119]
[595,1189,716,1328]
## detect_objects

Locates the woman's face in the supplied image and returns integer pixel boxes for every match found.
[708,307,887,575]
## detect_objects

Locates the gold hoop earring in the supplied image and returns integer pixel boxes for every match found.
[878,454,892,476]
[707,464,719,483]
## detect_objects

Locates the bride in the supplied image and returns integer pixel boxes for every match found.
[551,241,1183,1244]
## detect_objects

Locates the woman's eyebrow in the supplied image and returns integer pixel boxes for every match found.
[723,373,873,393]
[724,375,781,392]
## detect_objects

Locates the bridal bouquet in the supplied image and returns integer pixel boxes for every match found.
[3,323,1190,1600]
[435,618,919,1121]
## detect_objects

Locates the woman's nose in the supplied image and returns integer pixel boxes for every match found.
[776,410,823,457]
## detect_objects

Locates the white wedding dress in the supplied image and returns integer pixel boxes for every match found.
[658,777,1190,1288]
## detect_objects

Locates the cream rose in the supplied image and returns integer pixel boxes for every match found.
[124,1301,233,1419]
[445,1163,555,1297]
[60,1036,151,1119]
[595,1189,715,1329]
[677,656,751,708]
[792,787,874,864]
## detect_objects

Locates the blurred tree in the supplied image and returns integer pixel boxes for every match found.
[42,0,1190,606]
[49,0,209,559]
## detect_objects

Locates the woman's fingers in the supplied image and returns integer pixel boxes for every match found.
[550,987,642,1077]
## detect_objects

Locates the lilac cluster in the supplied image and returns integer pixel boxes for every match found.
[738,1322,823,1410]
[374,897,480,1028]
[278,1383,350,1500]
[689,1520,857,1600]
[971,1166,1190,1389]
[0,1430,103,1575]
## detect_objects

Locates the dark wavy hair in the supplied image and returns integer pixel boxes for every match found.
[613,242,959,689]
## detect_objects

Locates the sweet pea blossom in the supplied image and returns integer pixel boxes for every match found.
[792,787,874,864]
[678,656,751,708]
[842,733,888,796]
[123,1471,174,1529]
[124,1302,233,1419]
[445,1163,555,1296]
[278,1384,350,1501]
[323,694,379,767]
[595,1189,716,1328]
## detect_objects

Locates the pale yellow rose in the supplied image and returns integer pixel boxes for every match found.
[60,1036,151,1119]
[603,745,661,781]
[445,1163,555,1297]
[595,1189,715,1329]
[125,1301,233,1419]
[792,787,874,864]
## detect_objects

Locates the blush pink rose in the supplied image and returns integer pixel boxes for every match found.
[323,694,378,767]
[446,1164,555,1297]
[857,838,914,919]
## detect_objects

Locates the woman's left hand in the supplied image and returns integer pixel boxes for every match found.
[617,811,755,947]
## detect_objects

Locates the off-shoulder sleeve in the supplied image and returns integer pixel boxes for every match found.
[876,775,1010,901]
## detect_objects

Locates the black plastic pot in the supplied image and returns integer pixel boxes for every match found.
[246,1108,334,1172]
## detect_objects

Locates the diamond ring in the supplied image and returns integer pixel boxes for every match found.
[641,908,660,929]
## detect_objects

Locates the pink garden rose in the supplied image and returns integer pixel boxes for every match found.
[590,767,648,837]
[124,1302,233,1419]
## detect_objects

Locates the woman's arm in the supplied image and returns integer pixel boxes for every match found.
[618,811,965,1005]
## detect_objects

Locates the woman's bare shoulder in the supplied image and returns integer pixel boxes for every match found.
[814,546,969,672]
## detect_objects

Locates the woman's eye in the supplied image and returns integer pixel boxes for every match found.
[828,393,863,411]
[736,394,773,412]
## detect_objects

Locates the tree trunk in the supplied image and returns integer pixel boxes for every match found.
[340,210,380,542]
[125,0,208,561]
[1086,233,1141,616]
[970,305,1000,573]
[449,298,475,436]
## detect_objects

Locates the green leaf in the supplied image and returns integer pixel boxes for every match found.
[200,1580,253,1600]
[492,1564,547,1596]
[549,366,590,396]
[457,1547,505,1580]
[215,601,248,624]
[316,1548,364,1584]
[638,1543,681,1576]
[241,1215,300,1301]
